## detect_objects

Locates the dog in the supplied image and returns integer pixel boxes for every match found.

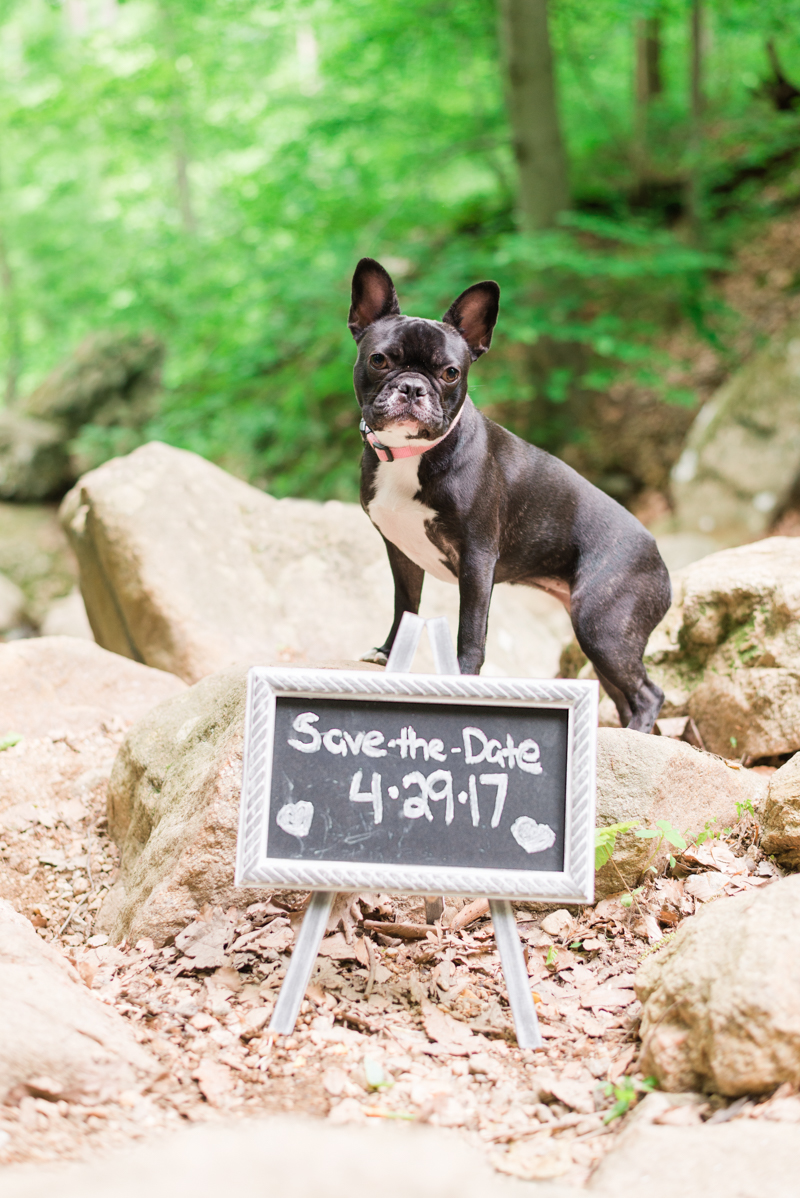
[348,257,671,733]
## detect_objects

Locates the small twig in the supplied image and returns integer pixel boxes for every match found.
[59,893,89,936]
[450,897,490,932]
[363,920,435,940]
[364,934,378,998]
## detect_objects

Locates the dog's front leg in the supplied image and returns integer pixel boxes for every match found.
[360,538,424,666]
[456,548,497,675]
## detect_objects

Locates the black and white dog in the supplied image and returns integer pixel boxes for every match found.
[349,258,671,733]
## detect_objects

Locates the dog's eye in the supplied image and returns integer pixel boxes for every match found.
[369,353,388,369]
[442,366,460,382]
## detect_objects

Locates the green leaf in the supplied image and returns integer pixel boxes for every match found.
[595,821,640,869]
[655,820,687,852]
[0,733,22,752]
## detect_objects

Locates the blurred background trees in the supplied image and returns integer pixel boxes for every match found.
[0,0,799,504]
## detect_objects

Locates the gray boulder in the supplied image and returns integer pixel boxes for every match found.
[588,1121,800,1198]
[0,411,71,501]
[60,441,573,685]
[0,898,155,1102]
[761,752,800,865]
[0,1114,542,1198]
[0,635,185,741]
[0,499,78,627]
[645,537,800,759]
[98,666,257,947]
[0,572,26,634]
[23,330,163,436]
[98,661,379,947]
[636,875,800,1095]
[0,332,164,501]
[595,728,765,898]
[670,326,800,546]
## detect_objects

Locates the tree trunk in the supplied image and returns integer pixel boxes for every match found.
[0,228,21,405]
[498,0,569,232]
[633,16,663,183]
[686,0,704,242]
[158,4,197,235]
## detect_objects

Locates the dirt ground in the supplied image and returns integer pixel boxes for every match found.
[0,735,796,1188]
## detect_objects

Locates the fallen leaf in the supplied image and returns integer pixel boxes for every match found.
[684,873,727,902]
[580,986,636,1012]
[545,1078,595,1114]
[318,932,361,961]
[607,1044,637,1083]
[423,1006,475,1051]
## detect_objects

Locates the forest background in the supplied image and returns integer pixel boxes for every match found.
[1,0,800,506]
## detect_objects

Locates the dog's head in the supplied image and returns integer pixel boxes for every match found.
[348,258,499,447]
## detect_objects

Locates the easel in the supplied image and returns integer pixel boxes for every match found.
[267,613,543,1049]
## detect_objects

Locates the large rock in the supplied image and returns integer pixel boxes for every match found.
[0,636,185,740]
[670,326,800,546]
[636,875,800,1095]
[0,412,71,502]
[595,729,765,898]
[645,537,800,759]
[0,898,154,1102]
[0,638,185,920]
[588,1121,800,1198]
[0,1114,541,1198]
[0,572,25,634]
[0,499,78,627]
[760,752,800,865]
[23,331,163,437]
[60,441,572,685]
[0,333,163,502]
[98,667,254,946]
[99,662,377,946]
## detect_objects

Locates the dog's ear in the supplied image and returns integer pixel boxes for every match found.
[348,258,401,341]
[442,281,500,360]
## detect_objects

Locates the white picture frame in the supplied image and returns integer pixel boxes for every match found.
[236,666,598,904]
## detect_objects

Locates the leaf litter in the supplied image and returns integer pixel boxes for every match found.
[0,766,797,1187]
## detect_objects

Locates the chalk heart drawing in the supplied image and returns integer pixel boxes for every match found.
[276,800,315,838]
[511,816,556,855]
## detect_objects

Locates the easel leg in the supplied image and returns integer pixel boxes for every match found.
[268,890,336,1035]
[489,899,543,1050]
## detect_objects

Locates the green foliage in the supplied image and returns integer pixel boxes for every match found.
[736,796,756,820]
[0,1,796,496]
[0,732,21,752]
[603,1075,657,1124]
[635,819,688,851]
[595,820,640,871]
[619,885,644,909]
[696,818,720,846]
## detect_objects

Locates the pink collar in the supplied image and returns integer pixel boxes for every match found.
[360,401,465,463]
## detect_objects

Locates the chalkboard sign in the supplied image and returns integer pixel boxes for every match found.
[236,668,597,903]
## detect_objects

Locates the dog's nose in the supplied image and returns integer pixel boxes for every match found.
[397,378,427,400]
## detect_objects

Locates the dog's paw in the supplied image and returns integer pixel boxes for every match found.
[360,647,388,666]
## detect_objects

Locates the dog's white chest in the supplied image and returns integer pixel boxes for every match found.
[368,457,457,584]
